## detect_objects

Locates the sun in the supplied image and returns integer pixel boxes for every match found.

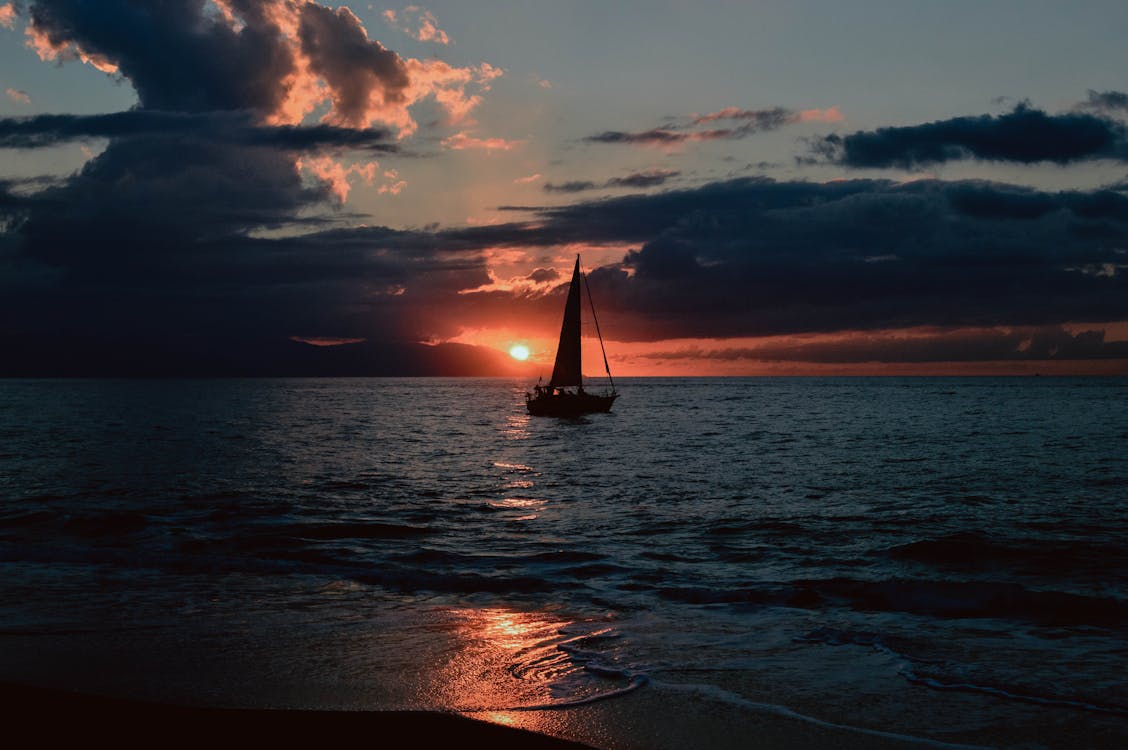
[508,344,530,361]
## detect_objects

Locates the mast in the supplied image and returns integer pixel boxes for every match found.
[548,257,583,387]
[581,265,615,393]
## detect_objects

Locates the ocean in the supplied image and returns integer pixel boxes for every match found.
[1,377,1126,748]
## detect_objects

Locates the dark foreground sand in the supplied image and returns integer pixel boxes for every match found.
[1,682,596,749]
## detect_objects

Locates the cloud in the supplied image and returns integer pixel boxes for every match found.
[383,5,450,45]
[24,0,495,137]
[606,168,679,188]
[526,267,560,283]
[442,131,523,150]
[513,173,542,184]
[6,168,1128,373]
[377,167,407,194]
[0,1,517,375]
[543,180,597,193]
[796,106,844,123]
[585,128,695,146]
[296,155,382,203]
[543,169,679,193]
[0,3,16,29]
[446,177,1128,346]
[0,110,397,151]
[585,123,789,146]
[4,87,30,104]
[814,103,1128,168]
[691,106,795,128]
[588,105,841,147]
[1079,89,1128,114]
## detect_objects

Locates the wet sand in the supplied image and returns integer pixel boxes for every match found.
[2,679,971,750]
[1,682,596,749]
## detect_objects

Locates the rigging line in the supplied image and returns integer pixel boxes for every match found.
[580,261,616,393]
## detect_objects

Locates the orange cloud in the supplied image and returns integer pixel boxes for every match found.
[215,1,495,138]
[692,106,748,124]
[24,1,508,160]
[296,155,381,203]
[384,5,451,45]
[25,24,118,74]
[797,105,843,123]
[5,87,29,104]
[514,173,543,184]
[692,105,843,126]
[378,168,407,194]
[0,3,15,30]
[443,132,524,151]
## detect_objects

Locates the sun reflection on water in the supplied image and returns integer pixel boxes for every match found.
[503,413,531,440]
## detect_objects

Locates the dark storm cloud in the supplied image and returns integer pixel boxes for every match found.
[815,104,1128,168]
[438,177,1128,347]
[27,0,296,114]
[25,1,421,126]
[297,2,412,127]
[0,178,52,209]
[0,110,397,151]
[0,1,499,376]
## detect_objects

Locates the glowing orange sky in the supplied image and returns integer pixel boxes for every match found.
[448,318,1128,377]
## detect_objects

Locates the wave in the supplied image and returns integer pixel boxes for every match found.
[655,680,994,750]
[0,510,55,529]
[705,519,805,536]
[275,521,435,540]
[797,626,1128,716]
[902,669,1128,716]
[661,578,1127,628]
[465,674,649,712]
[391,547,606,568]
[810,577,1128,627]
[63,511,148,537]
[887,531,1128,579]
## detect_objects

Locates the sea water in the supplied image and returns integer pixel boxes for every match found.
[1,378,1125,747]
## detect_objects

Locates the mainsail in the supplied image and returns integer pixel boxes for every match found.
[549,258,583,387]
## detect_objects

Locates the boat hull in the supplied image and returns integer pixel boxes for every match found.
[526,391,617,417]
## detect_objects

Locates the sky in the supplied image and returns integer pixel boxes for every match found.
[1,0,1127,376]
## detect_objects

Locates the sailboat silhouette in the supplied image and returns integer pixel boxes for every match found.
[526,256,618,416]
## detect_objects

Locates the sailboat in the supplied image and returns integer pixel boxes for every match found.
[526,256,618,416]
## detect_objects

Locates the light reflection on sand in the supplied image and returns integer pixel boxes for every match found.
[426,606,638,736]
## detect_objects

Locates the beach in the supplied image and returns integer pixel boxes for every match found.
[1,678,973,750]
[0,682,597,749]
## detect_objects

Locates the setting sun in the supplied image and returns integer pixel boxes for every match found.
[508,344,530,361]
